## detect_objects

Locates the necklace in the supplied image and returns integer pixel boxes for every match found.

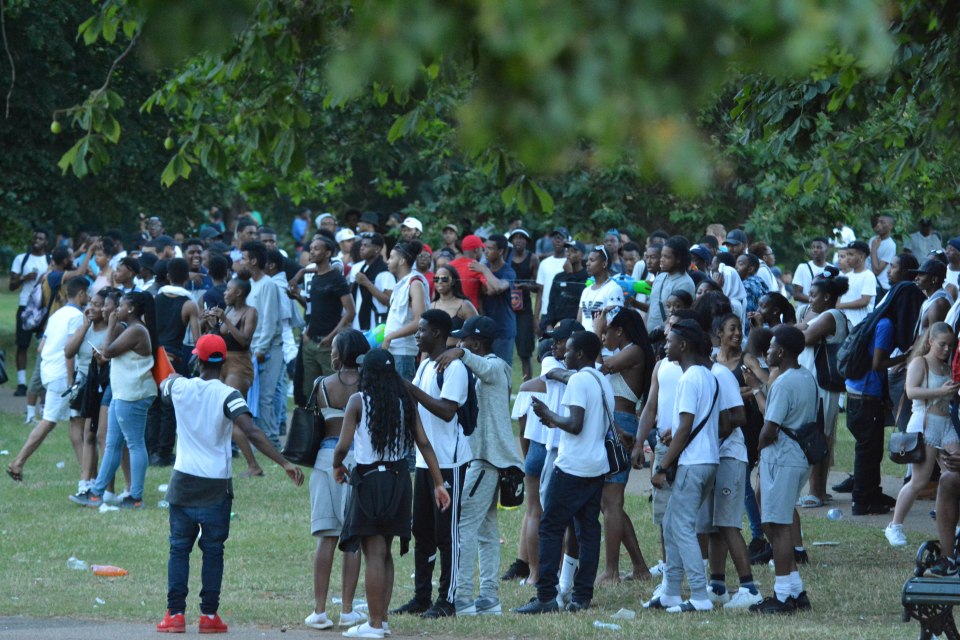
[338,368,360,387]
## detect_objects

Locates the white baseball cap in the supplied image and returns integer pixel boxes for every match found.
[401,217,423,233]
[335,229,356,243]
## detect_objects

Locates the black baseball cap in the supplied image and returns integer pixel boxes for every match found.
[450,316,497,340]
[909,258,947,279]
[357,348,395,373]
[543,319,585,342]
[723,229,748,246]
[845,240,870,256]
[551,226,570,238]
[564,239,586,253]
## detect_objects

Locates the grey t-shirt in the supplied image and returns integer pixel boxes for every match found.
[646,271,695,331]
[762,366,817,468]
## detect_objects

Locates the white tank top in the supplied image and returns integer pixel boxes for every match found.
[655,360,683,435]
[354,394,406,464]
[110,345,157,402]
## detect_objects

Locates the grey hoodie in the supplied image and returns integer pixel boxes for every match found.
[461,350,524,470]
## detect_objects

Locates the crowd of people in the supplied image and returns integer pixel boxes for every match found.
[5,209,960,634]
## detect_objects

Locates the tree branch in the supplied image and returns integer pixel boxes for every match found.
[91,30,140,102]
[2,0,15,119]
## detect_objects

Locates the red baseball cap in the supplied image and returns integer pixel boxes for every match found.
[462,235,484,251]
[192,334,227,363]
[421,243,432,255]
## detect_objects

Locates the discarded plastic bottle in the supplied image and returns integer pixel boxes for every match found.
[593,621,622,631]
[827,508,843,521]
[66,557,88,571]
[91,565,129,577]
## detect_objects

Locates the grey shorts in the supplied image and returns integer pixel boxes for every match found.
[759,460,810,525]
[539,447,559,505]
[652,442,672,526]
[696,457,747,533]
[310,446,353,537]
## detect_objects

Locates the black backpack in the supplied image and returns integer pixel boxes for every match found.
[437,364,479,437]
[836,316,876,381]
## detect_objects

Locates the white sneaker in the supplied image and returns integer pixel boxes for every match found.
[885,523,908,547]
[707,586,730,605]
[102,491,118,504]
[652,581,665,599]
[342,622,384,638]
[117,489,131,501]
[382,622,391,637]
[305,611,333,630]
[77,480,91,494]
[340,609,368,627]
[457,603,477,616]
[723,587,763,609]
[649,560,665,577]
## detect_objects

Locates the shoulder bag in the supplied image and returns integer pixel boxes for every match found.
[814,310,848,392]
[780,394,828,466]
[282,377,327,467]
[584,368,631,476]
[889,359,926,465]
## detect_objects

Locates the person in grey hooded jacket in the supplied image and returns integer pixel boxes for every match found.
[433,315,524,616]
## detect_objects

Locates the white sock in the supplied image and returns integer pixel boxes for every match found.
[558,554,578,593]
[774,575,791,603]
[689,598,713,611]
[660,594,682,607]
[26,405,35,421]
[789,570,803,598]
[17,370,26,385]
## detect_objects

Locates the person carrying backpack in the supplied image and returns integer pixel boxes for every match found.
[392,310,471,619]
[432,316,524,616]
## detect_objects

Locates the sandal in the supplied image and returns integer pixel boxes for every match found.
[797,494,822,508]
[6,465,23,483]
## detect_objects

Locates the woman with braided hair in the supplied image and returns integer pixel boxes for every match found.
[334,349,450,639]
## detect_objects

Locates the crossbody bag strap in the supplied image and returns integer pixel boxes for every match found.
[681,378,719,453]
[584,368,616,435]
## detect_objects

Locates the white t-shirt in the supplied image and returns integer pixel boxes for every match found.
[350,262,396,331]
[557,368,615,477]
[11,253,48,306]
[40,304,84,385]
[757,263,778,294]
[792,261,827,298]
[162,376,250,480]
[946,267,959,294]
[578,279,625,334]
[537,256,568,318]
[840,269,877,327]
[870,235,896,290]
[413,358,472,468]
[673,365,721,466]
[712,363,746,463]
[655,359,682,436]
[540,356,567,449]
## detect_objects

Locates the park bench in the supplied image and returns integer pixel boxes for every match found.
[901,539,960,640]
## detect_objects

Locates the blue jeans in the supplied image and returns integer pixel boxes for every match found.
[273,367,288,437]
[92,396,153,499]
[536,468,603,604]
[393,355,417,382]
[492,337,514,367]
[167,495,233,615]
[255,344,284,448]
[607,412,638,484]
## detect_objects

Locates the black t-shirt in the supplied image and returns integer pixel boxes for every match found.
[308,269,350,338]
[546,268,588,326]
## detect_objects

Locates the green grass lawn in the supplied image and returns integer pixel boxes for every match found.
[0,282,932,639]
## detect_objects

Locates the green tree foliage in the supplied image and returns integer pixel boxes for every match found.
[0,0,228,248]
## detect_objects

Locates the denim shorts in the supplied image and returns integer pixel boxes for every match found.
[524,440,547,477]
[606,411,639,484]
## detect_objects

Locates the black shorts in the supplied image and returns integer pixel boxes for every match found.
[15,306,38,349]
[514,309,535,358]
[339,460,412,554]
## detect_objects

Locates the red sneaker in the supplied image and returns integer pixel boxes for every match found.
[157,610,185,633]
[199,613,228,634]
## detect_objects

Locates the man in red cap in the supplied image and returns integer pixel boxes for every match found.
[449,235,488,310]
[155,334,304,634]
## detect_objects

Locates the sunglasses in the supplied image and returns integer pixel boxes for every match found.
[434,276,451,283]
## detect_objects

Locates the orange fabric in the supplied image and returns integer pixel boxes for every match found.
[152,347,176,385]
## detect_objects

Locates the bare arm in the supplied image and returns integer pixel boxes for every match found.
[599,343,643,374]
[412,412,452,510]
[836,294,871,311]
[384,281,427,346]
[182,300,201,343]
[758,419,781,451]
[633,361,661,467]
[322,293,356,346]
[532,400,585,435]
[905,358,960,401]
[403,378,459,422]
[235,413,304,485]
[333,393,361,478]
[800,311,836,345]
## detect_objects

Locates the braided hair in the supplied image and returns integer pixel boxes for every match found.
[360,362,415,459]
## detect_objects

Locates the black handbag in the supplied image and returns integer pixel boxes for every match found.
[498,465,525,508]
[585,369,630,476]
[889,432,925,464]
[780,399,828,465]
[282,378,327,467]
[812,310,847,392]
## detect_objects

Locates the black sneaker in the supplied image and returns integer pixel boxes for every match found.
[420,599,455,619]
[794,549,809,565]
[564,600,590,613]
[513,598,559,615]
[501,559,531,581]
[851,502,890,516]
[749,596,796,615]
[750,541,773,565]
[792,591,811,611]
[14,384,27,397]
[118,495,144,509]
[832,475,854,493]
[924,558,958,578]
[390,598,431,615]
[877,493,897,508]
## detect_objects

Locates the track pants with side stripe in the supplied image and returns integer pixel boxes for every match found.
[412,464,467,605]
